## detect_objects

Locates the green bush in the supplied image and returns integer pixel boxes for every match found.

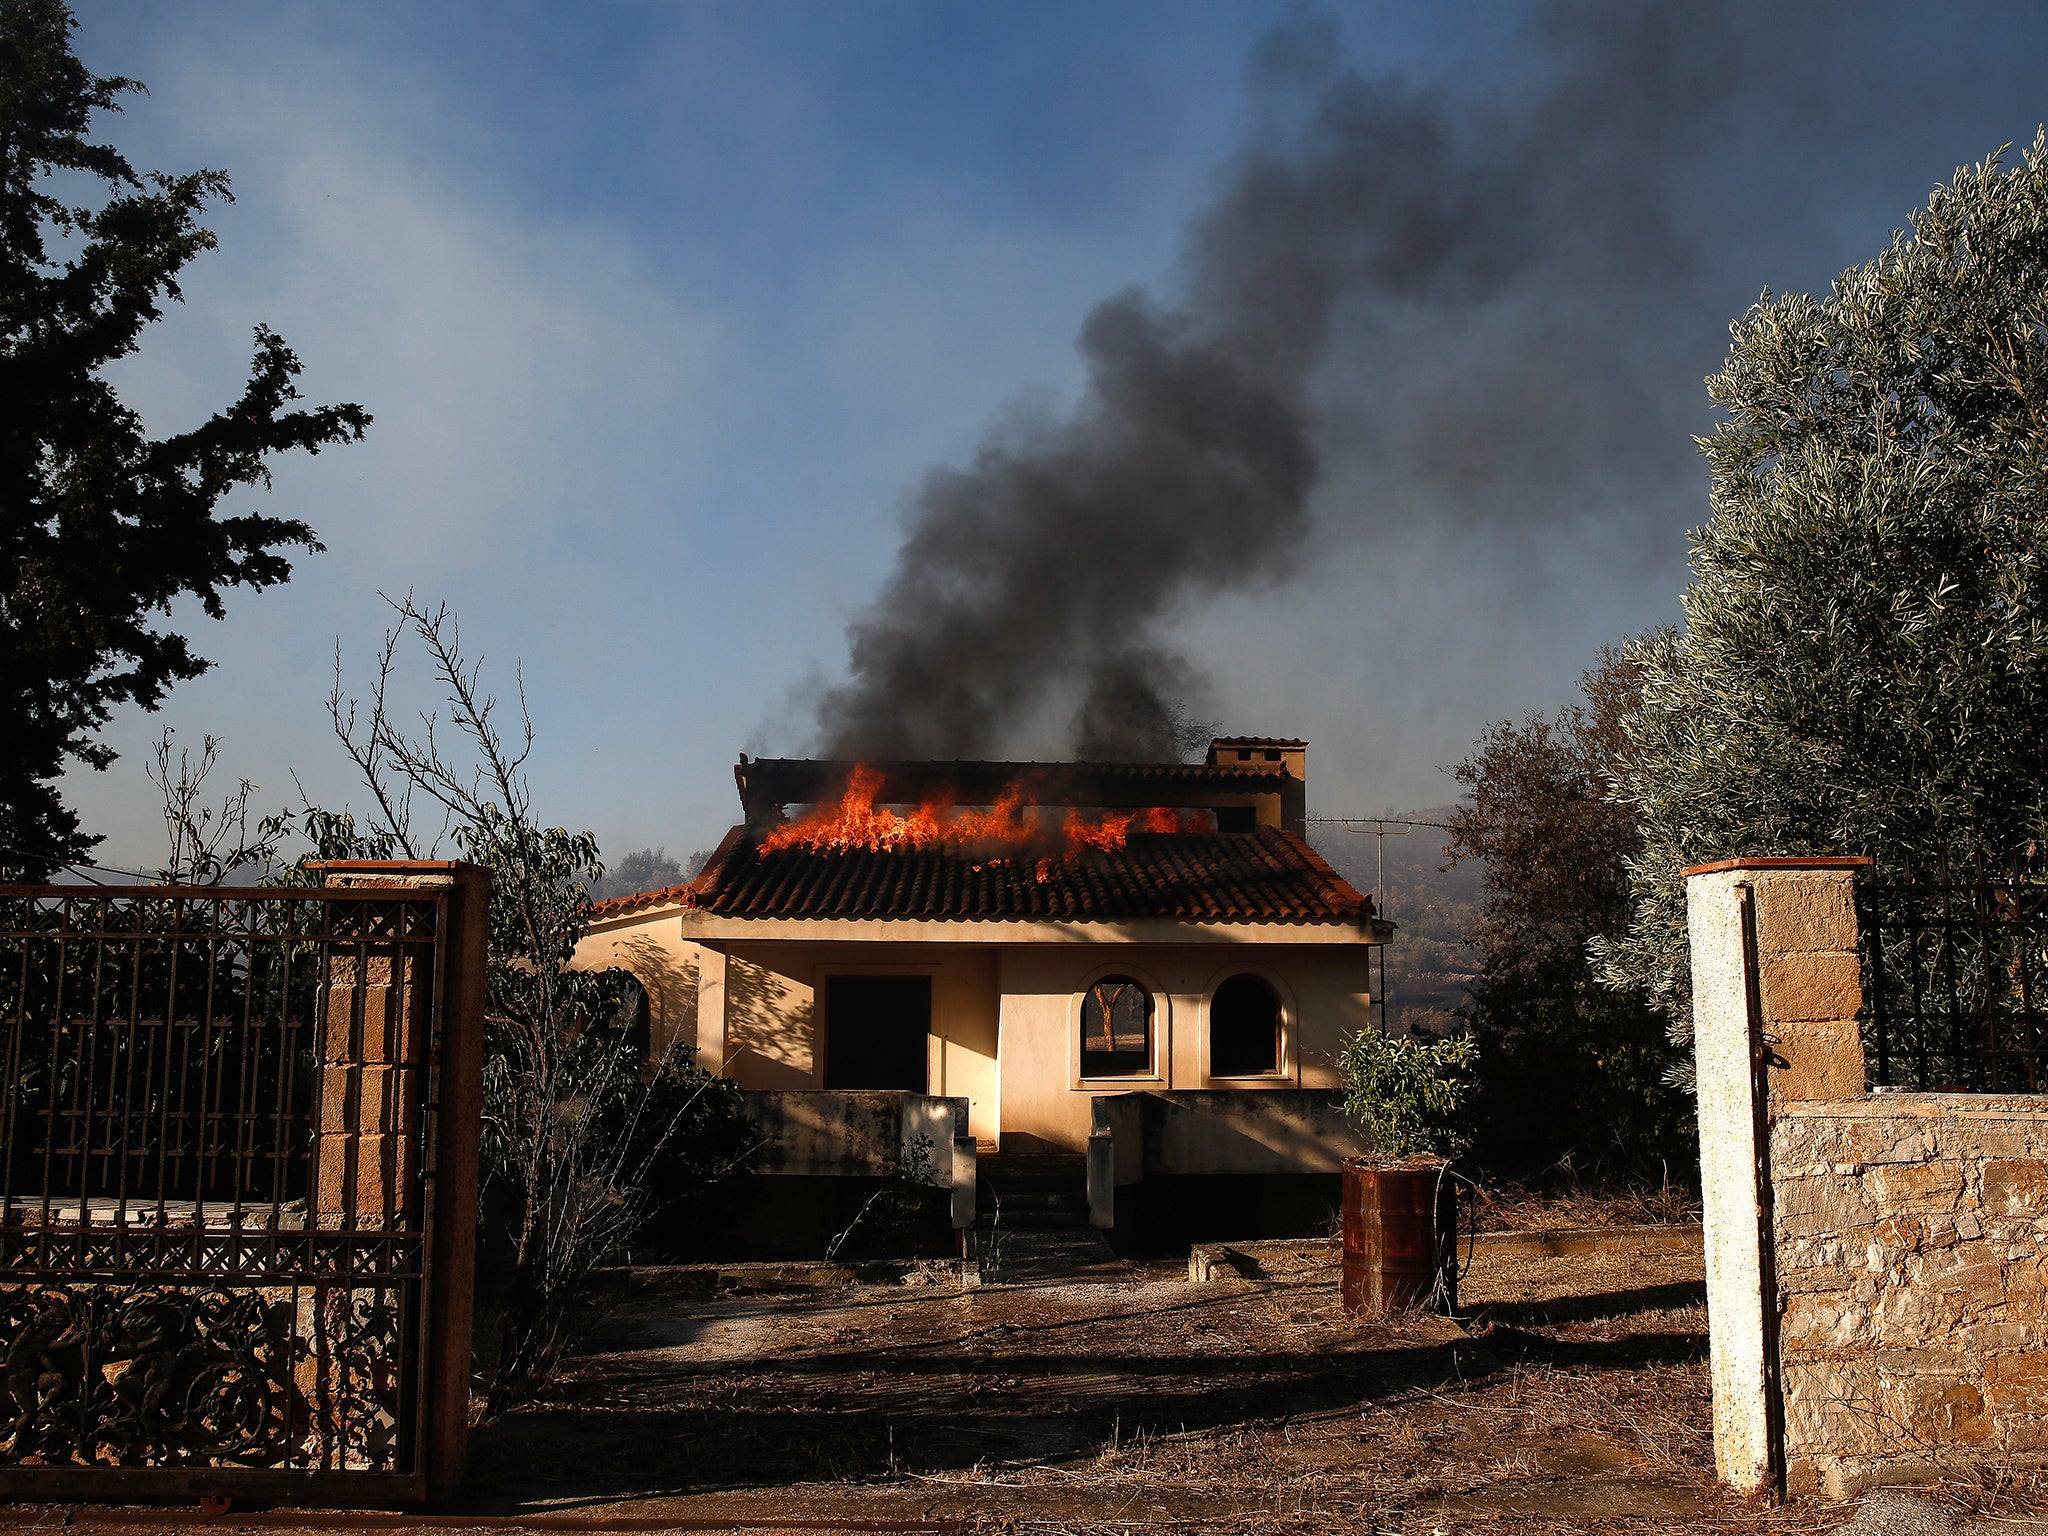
[1338,1027,1478,1162]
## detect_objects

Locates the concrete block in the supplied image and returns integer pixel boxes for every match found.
[951,1135,977,1231]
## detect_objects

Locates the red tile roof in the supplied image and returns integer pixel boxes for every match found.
[589,826,1374,926]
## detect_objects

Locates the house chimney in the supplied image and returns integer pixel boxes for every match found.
[1204,738,1306,834]
[1205,736,1306,782]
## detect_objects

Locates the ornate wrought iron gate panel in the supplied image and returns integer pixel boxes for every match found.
[0,884,458,1499]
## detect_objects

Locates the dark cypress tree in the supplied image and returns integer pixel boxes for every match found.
[0,0,367,876]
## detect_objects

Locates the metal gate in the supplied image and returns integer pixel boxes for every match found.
[0,869,485,1504]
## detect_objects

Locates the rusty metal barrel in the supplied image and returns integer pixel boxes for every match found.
[1341,1156,1457,1315]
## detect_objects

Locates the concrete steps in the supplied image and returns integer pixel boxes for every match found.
[978,1153,1090,1234]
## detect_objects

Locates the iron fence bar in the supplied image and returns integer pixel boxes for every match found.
[228,923,258,1243]
[0,884,453,903]
[38,920,69,1252]
[1940,862,1968,1087]
[408,891,449,1478]
[1866,889,1892,1086]
[1906,871,1928,1088]
[113,923,142,1232]
[2019,874,2041,1091]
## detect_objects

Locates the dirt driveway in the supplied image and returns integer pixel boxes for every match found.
[456,1230,1836,1533]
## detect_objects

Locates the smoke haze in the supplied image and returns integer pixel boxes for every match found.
[813,0,1844,763]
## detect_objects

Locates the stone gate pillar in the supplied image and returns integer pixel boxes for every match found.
[315,860,490,1506]
[1685,856,1869,1496]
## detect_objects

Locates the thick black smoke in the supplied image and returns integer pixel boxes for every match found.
[812,1,1838,763]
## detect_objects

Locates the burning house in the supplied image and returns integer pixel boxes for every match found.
[576,737,1388,1254]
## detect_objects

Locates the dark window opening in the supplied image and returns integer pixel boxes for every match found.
[622,979,651,1063]
[1264,749,1283,761]
[825,975,931,1091]
[1236,749,1253,761]
[1210,974,1282,1076]
[1080,976,1152,1077]
[1214,806,1256,833]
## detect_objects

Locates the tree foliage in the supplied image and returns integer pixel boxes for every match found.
[0,0,366,876]
[1445,648,1692,1183]
[1598,137,2048,1049]
[593,846,699,901]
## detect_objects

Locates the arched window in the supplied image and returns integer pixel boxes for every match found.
[1080,976,1153,1077]
[1210,973,1282,1077]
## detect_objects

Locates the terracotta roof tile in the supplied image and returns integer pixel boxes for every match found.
[590,826,1374,926]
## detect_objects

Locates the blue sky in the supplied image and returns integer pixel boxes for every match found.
[60,1,2048,871]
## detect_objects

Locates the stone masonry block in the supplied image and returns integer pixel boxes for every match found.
[1942,1118,2048,1161]
[314,1132,354,1226]
[351,1132,416,1221]
[1776,1177,1876,1241]
[1983,1160,2048,1218]
[1876,1346,1971,1375]
[1770,1017,1867,1101]
[1986,1354,2048,1418]
[1758,949,1862,1025]
[320,983,358,1062]
[1780,1262,1859,1295]
[318,1065,415,1138]
[1839,1119,1934,1166]
[1752,871,1858,954]
[356,982,400,1063]
[2004,1256,2048,1300]
[1867,1160,1966,1217]
[1783,1290,1872,1352]
[313,1131,416,1227]
[319,1068,353,1137]
[1907,1379,1993,1446]
[1785,1454,1823,1498]
[1999,1416,2048,1452]
[318,983,395,1064]
[1957,1321,2035,1353]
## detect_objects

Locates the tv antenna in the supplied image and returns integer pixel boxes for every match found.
[1304,816,1453,1035]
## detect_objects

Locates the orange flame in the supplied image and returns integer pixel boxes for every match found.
[757,764,1213,858]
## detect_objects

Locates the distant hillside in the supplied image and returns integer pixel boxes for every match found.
[1307,808,1481,1035]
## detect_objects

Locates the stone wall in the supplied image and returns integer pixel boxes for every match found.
[1772,1096,2048,1497]
[1685,858,2048,1501]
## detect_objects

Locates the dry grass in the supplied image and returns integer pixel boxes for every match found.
[460,1224,1871,1534]
[1465,1178,1701,1233]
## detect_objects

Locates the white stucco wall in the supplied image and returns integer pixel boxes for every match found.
[995,943,1371,1155]
[574,911,1374,1159]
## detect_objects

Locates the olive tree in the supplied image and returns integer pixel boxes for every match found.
[1598,137,2048,1057]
